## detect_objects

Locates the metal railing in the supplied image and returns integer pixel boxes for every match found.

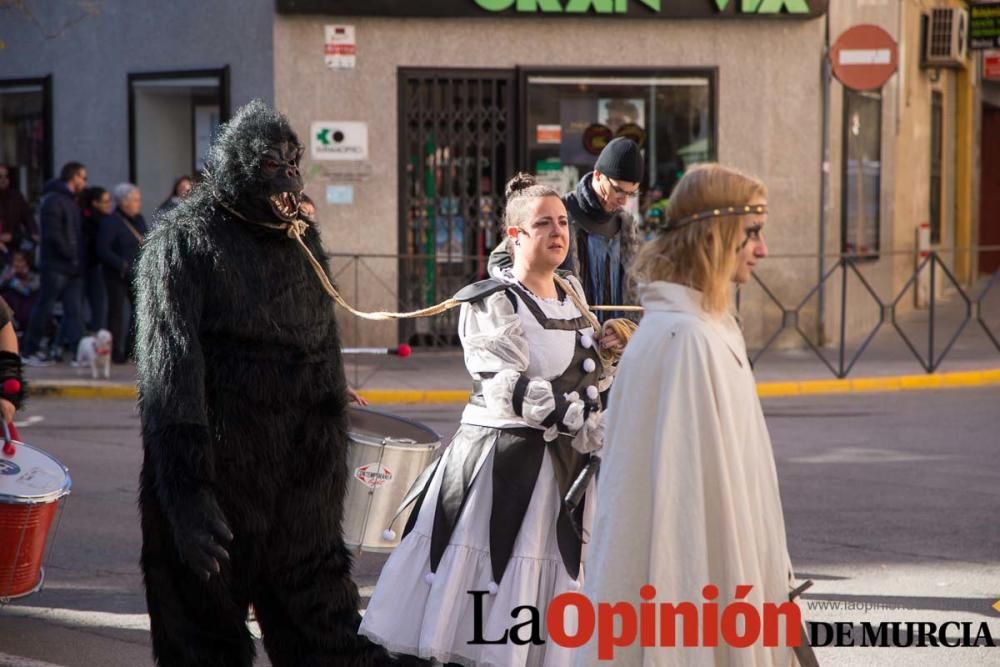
[327,247,1000,378]
[737,248,1000,378]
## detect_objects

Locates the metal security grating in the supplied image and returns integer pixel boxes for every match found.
[397,70,515,345]
[928,8,955,58]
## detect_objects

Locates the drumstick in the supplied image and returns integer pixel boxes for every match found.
[342,344,412,358]
[2,421,14,457]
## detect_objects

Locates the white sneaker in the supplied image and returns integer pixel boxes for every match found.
[23,353,54,367]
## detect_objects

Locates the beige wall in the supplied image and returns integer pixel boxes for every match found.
[275,15,824,347]
[810,0,976,360]
[890,0,973,303]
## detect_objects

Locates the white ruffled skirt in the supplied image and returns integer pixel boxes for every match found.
[359,425,595,667]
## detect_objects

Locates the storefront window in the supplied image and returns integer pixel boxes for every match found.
[0,77,51,204]
[929,90,943,245]
[522,70,715,219]
[841,88,882,257]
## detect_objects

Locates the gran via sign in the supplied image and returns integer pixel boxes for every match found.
[276,0,828,19]
[474,0,817,14]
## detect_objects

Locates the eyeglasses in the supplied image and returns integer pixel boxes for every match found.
[605,177,640,200]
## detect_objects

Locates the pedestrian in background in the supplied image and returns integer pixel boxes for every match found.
[299,192,317,222]
[23,161,88,365]
[152,175,192,229]
[99,182,147,363]
[580,163,799,667]
[490,137,644,322]
[0,250,40,333]
[80,186,112,332]
[0,164,34,262]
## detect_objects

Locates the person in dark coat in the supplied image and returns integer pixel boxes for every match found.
[0,164,35,258]
[80,186,112,332]
[0,250,41,332]
[98,183,147,363]
[489,138,644,322]
[152,175,192,230]
[23,162,88,364]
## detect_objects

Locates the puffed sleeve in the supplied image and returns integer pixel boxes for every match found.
[459,291,586,440]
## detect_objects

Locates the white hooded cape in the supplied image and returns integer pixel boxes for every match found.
[576,282,797,667]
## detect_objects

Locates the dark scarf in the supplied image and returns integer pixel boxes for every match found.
[574,172,613,224]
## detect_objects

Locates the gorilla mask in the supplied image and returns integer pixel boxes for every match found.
[204,99,306,224]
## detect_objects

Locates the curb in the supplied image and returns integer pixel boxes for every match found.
[28,382,137,400]
[755,368,1000,398]
[25,368,1000,403]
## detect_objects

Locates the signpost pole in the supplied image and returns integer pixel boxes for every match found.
[818,11,831,346]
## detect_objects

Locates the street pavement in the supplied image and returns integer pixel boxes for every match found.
[0,388,997,666]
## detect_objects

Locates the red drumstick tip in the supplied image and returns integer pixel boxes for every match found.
[2,442,14,456]
[396,344,412,358]
[3,378,20,394]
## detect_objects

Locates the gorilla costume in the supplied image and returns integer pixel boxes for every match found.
[136,100,392,666]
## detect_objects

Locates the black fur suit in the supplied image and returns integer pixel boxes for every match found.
[136,101,389,666]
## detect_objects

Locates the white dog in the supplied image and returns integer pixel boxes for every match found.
[76,329,113,379]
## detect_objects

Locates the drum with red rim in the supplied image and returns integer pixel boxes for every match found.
[0,441,71,599]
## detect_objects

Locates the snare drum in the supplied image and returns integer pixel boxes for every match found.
[0,441,71,599]
[343,407,440,553]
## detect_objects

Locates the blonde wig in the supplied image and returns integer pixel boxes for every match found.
[631,163,767,314]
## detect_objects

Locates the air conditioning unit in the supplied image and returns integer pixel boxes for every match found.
[922,7,968,69]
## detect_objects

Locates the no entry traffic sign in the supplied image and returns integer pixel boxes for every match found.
[831,24,898,91]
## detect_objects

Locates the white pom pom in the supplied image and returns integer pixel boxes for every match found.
[382,528,397,541]
[582,358,596,373]
[488,581,499,595]
[580,334,593,349]
[424,571,436,585]
[569,579,581,591]
[586,385,599,401]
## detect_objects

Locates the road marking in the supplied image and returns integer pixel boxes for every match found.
[787,447,950,464]
[0,651,68,667]
[12,416,44,428]
[1,605,150,631]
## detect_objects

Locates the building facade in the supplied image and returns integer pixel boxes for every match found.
[1,0,990,351]
[0,1,274,211]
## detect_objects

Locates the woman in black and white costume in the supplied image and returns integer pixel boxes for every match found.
[360,174,627,667]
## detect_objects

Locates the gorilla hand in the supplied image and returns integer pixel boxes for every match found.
[171,489,234,581]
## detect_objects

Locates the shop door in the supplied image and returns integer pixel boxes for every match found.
[980,104,1000,275]
[129,69,229,222]
[398,70,515,345]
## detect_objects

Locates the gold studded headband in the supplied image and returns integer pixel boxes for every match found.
[644,204,767,234]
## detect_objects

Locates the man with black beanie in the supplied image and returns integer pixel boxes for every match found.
[490,137,643,322]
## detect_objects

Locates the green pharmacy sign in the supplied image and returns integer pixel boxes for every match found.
[277,0,828,19]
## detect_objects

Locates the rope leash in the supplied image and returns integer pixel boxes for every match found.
[215,197,643,324]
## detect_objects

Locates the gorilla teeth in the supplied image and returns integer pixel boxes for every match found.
[270,192,299,220]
